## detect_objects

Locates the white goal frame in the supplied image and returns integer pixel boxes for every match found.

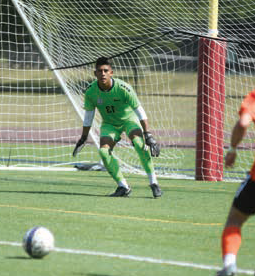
[1,0,255,181]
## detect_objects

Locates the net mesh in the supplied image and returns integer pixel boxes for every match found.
[1,0,255,180]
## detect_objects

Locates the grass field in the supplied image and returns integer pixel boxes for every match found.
[1,170,255,276]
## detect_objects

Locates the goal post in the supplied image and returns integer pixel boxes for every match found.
[0,0,102,170]
[208,0,219,38]
[1,0,255,181]
[195,39,226,181]
[195,0,227,181]
[10,0,99,149]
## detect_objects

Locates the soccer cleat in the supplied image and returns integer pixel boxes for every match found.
[215,264,236,276]
[109,186,132,197]
[150,183,162,198]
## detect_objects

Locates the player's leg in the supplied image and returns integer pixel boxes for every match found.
[98,124,131,197]
[217,206,248,276]
[130,129,155,178]
[216,175,254,276]
[127,122,162,197]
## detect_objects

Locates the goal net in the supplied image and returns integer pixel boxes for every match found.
[1,0,255,180]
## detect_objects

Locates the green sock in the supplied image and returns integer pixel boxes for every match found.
[132,136,155,174]
[98,147,124,183]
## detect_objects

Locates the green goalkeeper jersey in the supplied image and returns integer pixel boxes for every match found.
[84,78,140,126]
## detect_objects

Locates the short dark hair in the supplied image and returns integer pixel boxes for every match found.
[95,57,112,68]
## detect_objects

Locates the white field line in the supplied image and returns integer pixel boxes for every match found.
[0,241,254,275]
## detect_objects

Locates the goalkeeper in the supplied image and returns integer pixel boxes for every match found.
[73,56,162,198]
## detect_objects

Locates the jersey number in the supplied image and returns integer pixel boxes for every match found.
[106,106,115,113]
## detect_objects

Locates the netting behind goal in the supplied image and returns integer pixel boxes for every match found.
[1,0,255,180]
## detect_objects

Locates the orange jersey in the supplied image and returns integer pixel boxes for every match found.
[239,90,255,180]
[239,90,255,120]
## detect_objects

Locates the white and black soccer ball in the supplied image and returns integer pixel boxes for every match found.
[22,226,54,258]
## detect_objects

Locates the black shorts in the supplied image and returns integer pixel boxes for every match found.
[233,174,255,214]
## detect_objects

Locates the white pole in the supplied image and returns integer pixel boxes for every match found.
[11,0,99,148]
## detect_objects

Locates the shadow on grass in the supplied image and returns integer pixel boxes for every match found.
[86,274,116,276]
[0,189,156,199]
[73,274,114,276]
[6,256,34,260]
[0,190,107,197]
[0,190,160,201]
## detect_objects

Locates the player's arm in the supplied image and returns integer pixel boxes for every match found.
[225,112,251,168]
[134,106,148,131]
[73,110,95,157]
[134,106,160,157]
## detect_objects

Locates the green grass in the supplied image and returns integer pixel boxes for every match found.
[0,170,254,276]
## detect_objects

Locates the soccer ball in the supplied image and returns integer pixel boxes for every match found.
[22,226,54,258]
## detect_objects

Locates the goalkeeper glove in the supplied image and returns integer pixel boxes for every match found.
[144,132,160,157]
[73,135,87,157]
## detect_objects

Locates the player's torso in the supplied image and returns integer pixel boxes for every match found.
[240,90,255,179]
[85,79,138,125]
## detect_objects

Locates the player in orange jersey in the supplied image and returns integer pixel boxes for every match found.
[216,90,255,276]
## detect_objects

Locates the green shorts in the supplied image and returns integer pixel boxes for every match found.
[101,120,142,142]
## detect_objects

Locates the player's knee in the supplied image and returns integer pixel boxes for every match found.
[98,147,111,161]
[132,136,145,151]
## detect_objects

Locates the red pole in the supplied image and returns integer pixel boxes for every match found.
[196,38,226,181]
